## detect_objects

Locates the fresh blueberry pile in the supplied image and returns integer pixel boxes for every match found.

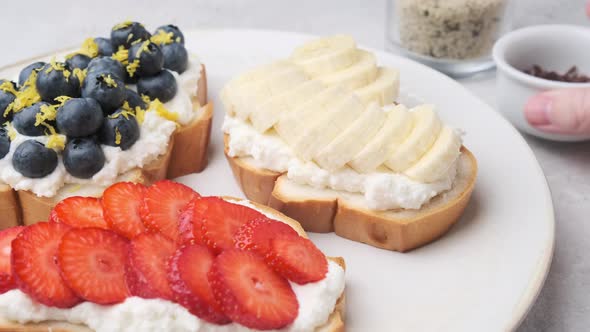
[0,22,189,180]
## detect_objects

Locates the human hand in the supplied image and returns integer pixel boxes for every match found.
[523,1,590,135]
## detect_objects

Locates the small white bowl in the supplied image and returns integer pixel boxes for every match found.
[493,24,590,141]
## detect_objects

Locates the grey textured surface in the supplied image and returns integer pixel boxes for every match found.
[0,0,588,331]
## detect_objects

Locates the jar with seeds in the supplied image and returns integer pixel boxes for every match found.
[386,0,513,77]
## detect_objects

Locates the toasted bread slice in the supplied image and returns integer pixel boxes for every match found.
[225,133,477,252]
[0,199,345,332]
[1,64,212,227]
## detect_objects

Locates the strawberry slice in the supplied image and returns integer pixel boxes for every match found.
[167,244,230,324]
[178,197,213,245]
[141,180,199,242]
[209,250,298,329]
[234,218,299,253]
[57,227,130,304]
[50,196,108,229]
[126,232,176,300]
[102,182,147,239]
[11,222,81,308]
[265,236,328,284]
[0,226,24,294]
[201,198,265,253]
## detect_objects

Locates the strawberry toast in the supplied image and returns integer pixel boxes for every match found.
[221,35,477,252]
[0,21,212,228]
[0,180,345,332]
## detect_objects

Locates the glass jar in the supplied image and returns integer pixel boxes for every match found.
[386,0,514,77]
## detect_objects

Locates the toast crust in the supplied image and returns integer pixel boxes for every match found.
[225,134,478,252]
[1,65,212,227]
[0,198,345,332]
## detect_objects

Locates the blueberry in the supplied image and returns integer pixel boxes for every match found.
[82,73,126,114]
[0,128,10,159]
[127,41,164,78]
[161,43,188,74]
[94,37,114,56]
[35,62,81,102]
[137,70,177,103]
[99,109,140,150]
[56,98,103,137]
[86,57,125,81]
[125,89,147,110]
[12,140,58,178]
[0,85,16,124]
[18,62,45,87]
[65,54,91,70]
[111,21,151,50]
[63,137,105,179]
[154,25,184,44]
[12,102,52,136]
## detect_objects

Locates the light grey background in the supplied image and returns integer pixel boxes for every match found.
[1,1,589,331]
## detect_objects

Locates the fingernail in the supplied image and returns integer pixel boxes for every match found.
[524,95,552,126]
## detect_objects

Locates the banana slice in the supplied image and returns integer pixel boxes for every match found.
[404,126,462,182]
[385,105,442,172]
[221,60,294,115]
[291,94,365,161]
[317,50,378,90]
[349,104,413,173]
[315,102,386,171]
[291,35,358,77]
[274,86,348,144]
[232,66,308,120]
[249,80,325,133]
[354,67,400,106]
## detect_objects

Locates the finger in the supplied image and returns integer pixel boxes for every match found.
[524,88,590,135]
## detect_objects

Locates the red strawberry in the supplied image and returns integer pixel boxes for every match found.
[57,227,130,304]
[201,198,265,253]
[167,244,230,324]
[0,226,24,294]
[178,198,209,245]
[126,232,176,300]
[265,236,328,284]
[11,222,81,308]
[50,196,108,229]
[102,182,147,239]
[209,250,298,329]
[141,180,199,242]
[234,218,299,253]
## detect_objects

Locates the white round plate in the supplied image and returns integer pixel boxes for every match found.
[179,29,554,332]
[0,29,554,332]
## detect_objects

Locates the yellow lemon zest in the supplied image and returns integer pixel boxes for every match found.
[115,127,122,145]
[127,33,134,42]
[79,38,99,58]
[4,122,16,141]
[46,133,66,151]
[112,21,133,31]
[136,40,151,57]
[46,58,71,81]
[112,46,129,65]
[72,68,86,84]
[151,30,174,45]
[135,108,145,124]
[141,94,151,104]
[126,59,140,78]
[35,104,58,126]
[5,71,41,116]
[176,36,181,43]
[149,99,178,122]
[109,109,134,120]
[102,74,118,88]
[0,81,17,95]
[66,184,82,193]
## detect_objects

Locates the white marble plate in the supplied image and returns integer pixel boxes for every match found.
[179,29,555,332]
